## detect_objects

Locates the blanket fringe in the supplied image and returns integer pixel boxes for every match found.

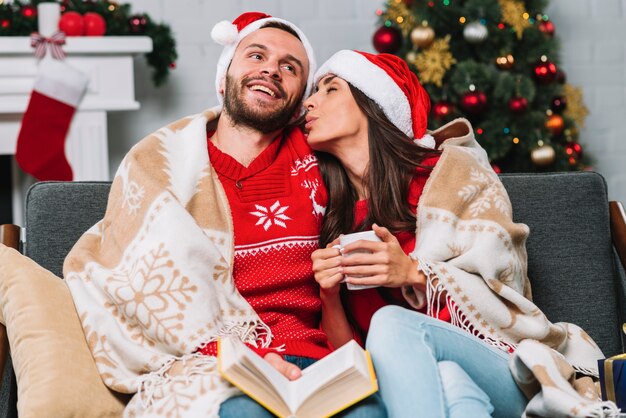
[423,260,516,353]
[136,352,218,409]
[587,401,621,418]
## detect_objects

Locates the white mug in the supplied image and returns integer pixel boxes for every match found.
[336,230,381,290]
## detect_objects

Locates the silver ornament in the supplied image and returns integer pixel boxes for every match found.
[463,21,488,43]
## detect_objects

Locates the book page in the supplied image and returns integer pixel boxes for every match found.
[289,340,369,410]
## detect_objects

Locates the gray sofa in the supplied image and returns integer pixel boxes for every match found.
[0,171,625,417]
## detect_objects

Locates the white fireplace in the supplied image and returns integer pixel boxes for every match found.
[0,36,152,225]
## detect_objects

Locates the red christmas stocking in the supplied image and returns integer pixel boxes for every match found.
[16,58,88,181]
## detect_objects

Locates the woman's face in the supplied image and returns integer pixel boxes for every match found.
[303,75,368,154]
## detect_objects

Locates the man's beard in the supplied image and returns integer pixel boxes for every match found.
[223,74,302,134]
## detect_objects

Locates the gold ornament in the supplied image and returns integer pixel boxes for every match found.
[531,144,556,166]
[563,84,589,128]
[496,54,515,70]
[414,35,456,87]
[411,25,435,48]
[498,0,531,39]
[382,0,416,36]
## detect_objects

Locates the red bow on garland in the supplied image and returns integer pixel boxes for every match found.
[30,31,66,60]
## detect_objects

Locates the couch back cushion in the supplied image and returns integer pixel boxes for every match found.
[501,172,621,356]
[25,181,111,278]
[24,174,623,355]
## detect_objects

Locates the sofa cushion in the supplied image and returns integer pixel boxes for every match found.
[501,172,622,356]
[0,244,127,418]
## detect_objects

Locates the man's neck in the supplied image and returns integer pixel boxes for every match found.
[212,112,283,167]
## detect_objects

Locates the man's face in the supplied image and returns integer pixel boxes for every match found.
[222,27,309,133]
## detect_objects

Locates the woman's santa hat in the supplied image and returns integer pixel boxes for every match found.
[211,12,317,105]
[314,50,435,148]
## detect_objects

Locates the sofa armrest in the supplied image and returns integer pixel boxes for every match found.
[610,201,626,272]
[0,224,20,395]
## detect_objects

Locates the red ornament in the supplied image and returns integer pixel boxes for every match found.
[372,26,402,54]
[1,19,10,29]
[459,91,487,114]
[129,14,149,34]
[59,12,84,36]
[83,12,106,36]
[508,96,528,114]
[491,164,502,174]
[21,5,37,18]
[551,96,567,113]
[545,114,565,136]
[169,62,177,69]
[533,61,558,84]
[538,20,555,37]
[432,101,454,120]
[565,142,583,158]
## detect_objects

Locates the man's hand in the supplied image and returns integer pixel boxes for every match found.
[263,352,302,380]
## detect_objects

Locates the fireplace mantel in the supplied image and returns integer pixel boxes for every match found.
[0,36,152,225]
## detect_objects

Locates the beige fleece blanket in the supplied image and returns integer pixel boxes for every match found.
[404,118,620,417]
[64,107,271,417]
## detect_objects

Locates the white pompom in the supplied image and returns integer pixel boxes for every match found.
[211,20,239,46]
[414,134,436,149]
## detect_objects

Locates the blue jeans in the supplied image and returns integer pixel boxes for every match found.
[219,355,387,417]
[366,305,527,418]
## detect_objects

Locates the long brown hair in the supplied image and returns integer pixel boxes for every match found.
[318,83,440,247]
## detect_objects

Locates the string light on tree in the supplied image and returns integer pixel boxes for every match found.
[432,100,454,120]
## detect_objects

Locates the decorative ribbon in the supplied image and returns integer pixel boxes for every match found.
[603,353,626,402]
[30,31,66,60]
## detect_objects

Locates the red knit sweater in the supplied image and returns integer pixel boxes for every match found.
[199,126,331,360]
[345,155,451,342]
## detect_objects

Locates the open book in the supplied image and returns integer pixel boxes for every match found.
[218,337,378,418]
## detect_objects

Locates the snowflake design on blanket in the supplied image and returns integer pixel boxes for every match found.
[104,242,198,347]
[458,168,510,217]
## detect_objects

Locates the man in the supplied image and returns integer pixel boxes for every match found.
[64,12,385,417]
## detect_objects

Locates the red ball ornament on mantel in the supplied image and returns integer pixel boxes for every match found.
[84,12,106,36]
[59,11,84,36]
[460,91,487,114]
[432,101,454,120]
[533,61,558,84]
[538,20,555,37]
[373,26,403,54]
[508,96,528,114]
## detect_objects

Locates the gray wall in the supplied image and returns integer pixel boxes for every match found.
[107,0,626,203]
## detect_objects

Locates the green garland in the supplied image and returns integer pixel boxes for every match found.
[0,0,177,87]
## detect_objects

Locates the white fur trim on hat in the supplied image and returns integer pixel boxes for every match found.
[414,133,435,149]
[210,20,239,46]
[314,50,413,138]
[212,17,317,108]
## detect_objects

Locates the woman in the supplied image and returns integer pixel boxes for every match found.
[305,50,607,418]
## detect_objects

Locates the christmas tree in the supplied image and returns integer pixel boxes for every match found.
[373,0,589,172]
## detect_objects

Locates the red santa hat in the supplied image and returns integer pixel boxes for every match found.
[314,50,434,147]
[211,12,316,105]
